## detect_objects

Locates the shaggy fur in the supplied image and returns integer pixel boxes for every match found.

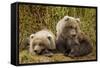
[29,29,56,56]
[56,16,92,57]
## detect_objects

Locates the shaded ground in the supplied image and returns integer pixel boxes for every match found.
[19,50,96,64]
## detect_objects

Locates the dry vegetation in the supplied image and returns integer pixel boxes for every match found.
[19,4,96,64]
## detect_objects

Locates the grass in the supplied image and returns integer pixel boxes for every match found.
[19,50,96,64]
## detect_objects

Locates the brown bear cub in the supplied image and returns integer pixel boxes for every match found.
[29,29,56,56]
[56,16,93,57]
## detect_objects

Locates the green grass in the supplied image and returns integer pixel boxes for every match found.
[19,4,96,64]
[19,50,96,64]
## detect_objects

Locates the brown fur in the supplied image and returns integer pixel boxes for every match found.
[56,16,93,57]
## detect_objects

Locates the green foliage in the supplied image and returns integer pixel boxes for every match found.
[19,4,96,64]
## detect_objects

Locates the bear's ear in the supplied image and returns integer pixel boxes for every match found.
[64,16,69,21]
[76,18,80,23]
[47,34,52,40]
[30,34,35,39]
[65,17,69,21]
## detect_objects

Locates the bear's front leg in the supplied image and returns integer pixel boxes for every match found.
[42,49,54,57]
[68,45,80,57]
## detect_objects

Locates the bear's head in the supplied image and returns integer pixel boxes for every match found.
[29,30,55,55]
[57,16,81,39]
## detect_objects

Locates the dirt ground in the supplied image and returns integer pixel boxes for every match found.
[19,50,96,64]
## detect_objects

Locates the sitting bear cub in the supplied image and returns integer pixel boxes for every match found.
[29,29,56,56]
[56,16,93,57]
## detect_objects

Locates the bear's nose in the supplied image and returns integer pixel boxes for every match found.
[72,34,76,37]
[34,50,38,53]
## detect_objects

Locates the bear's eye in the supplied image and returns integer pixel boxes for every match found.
[75,27,77,30]
[68,26,73,29]
[39,43,44,46]
[33,43,36,46]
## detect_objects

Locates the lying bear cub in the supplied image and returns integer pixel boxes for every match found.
[28,29,56,56]
[56,16,93,57]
